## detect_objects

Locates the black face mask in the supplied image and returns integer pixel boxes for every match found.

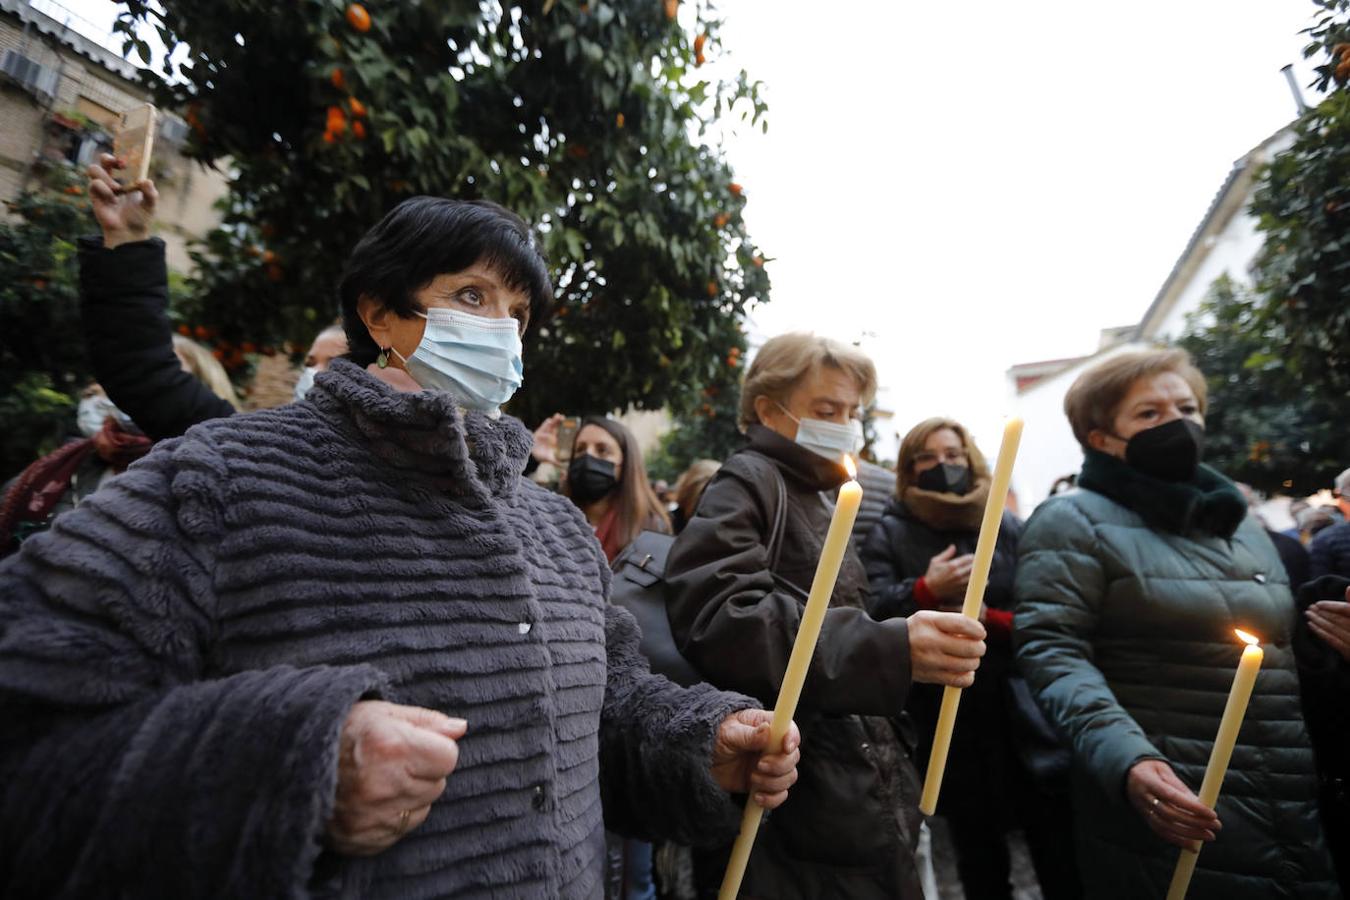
[568,454,619,504]
[1123,418,1205,482]
[915,463,973,496]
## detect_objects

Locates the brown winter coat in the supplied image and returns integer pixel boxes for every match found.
[666,424,923,900]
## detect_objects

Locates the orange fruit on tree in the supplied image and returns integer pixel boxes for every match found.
[616,112,625,128]
[1337,59,1350,82]
[345,3,371,33]
[330,67,346,89]
[664,0,678,20]
[352,120,367,139]
[694,33,706,54]
[729,182,743,197]
[323,130,337,144]
[706,280,718,297]
[751,255,764,268]
[261,249,277,264]
[349,97,367,118]
[327,106,347,132]
[177,324,191,337]
[714,213,729,228]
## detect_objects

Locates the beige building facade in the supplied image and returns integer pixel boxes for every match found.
[0,0,226,270]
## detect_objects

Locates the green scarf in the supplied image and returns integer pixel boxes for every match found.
[1077,449,1248,539]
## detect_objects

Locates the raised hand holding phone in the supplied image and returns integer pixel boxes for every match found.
[87,152,158,250]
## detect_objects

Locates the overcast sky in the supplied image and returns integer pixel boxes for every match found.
[702,1,1322,454]
[59,0,1323,455]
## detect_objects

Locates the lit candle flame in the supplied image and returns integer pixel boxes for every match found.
[1234,628,1260,646]
[842,454,857,479]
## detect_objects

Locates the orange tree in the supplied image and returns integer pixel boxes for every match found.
[114,0,768,428]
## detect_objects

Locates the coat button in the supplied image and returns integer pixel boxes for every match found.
[1253,573,1267,584]
[518,621,532,635]
[532,784,547,811]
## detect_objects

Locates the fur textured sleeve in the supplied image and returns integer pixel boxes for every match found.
[598,596,754,848]
[0,440,388,899]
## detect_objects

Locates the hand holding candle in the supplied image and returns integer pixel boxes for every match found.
[717,457,864,900]
[1165,629,1264,900]
[917,417,1023,817]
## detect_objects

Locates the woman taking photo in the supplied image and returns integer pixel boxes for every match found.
[1014,348,1339,898]
[665,332,988,899]
[0,167,804,898]
[860,417,1079,899]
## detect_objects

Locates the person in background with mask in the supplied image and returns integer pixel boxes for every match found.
[1014,348,1338,898]
[79,154,344,438]
[0,190,807,898]
[665,332,988,900]
[292,324,350,402]
[562,417,671,565]
[0,385,152,556]
[860,418,1080,900]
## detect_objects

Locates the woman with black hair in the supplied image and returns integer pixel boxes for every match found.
[0,173,804,898]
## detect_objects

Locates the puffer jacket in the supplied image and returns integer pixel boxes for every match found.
[1014,449,1339,898]
[666,424,923,900]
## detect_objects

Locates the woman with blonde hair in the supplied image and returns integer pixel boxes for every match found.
[860,418,1079,898]
[171,334,241,410]
[666,332,987,899]
[1014,347,1338,897]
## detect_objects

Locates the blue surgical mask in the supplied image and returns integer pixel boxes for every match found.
[776,402,863,461]
[391,308,524,413]
[293,366,318,403]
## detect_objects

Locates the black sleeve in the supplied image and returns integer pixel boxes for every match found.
[859,515,922,621]
[78,236,236,440]
[665,465,911,717]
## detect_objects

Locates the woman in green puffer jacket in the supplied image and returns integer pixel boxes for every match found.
[1013,348,1340,899]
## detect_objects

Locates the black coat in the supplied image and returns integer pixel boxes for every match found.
[666,425,923,900]
[859,498,1027,821]
[78,236,236,440]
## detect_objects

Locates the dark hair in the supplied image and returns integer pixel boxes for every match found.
[566,416,670,547]
[339,197,553,365]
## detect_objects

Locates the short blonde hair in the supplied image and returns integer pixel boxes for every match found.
[172,335,241,410]
[896,418,989,496]
[1063,348,1206,450]
[738,333,877,429]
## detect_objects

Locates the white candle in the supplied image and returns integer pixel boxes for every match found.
[718,457,864,900]
[918,416,1023,816]
[1166,629,1264,900]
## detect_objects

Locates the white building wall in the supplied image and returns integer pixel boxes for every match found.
[1009,343,1144,513]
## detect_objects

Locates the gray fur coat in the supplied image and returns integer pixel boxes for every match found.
[0,359,752,898]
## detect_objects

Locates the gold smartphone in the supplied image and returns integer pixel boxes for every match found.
[555,416,580,464]
[114,103,157,190]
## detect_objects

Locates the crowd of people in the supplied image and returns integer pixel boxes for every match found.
[0,158,1347,899]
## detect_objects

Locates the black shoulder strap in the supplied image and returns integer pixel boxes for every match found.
[766,464,788,571]
[730,450,789,572]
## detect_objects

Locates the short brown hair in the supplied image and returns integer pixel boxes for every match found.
[895,418,989,496]
[738,333,877,429]
[1063,348,1207,450]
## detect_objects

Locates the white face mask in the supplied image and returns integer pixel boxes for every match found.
[390,308,524,414]
[776,401,863,462]
[293,366,318,403]
[77,394,133,437]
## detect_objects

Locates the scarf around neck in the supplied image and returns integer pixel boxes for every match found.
[901,475,992,532]
[1077,448,1247,539]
